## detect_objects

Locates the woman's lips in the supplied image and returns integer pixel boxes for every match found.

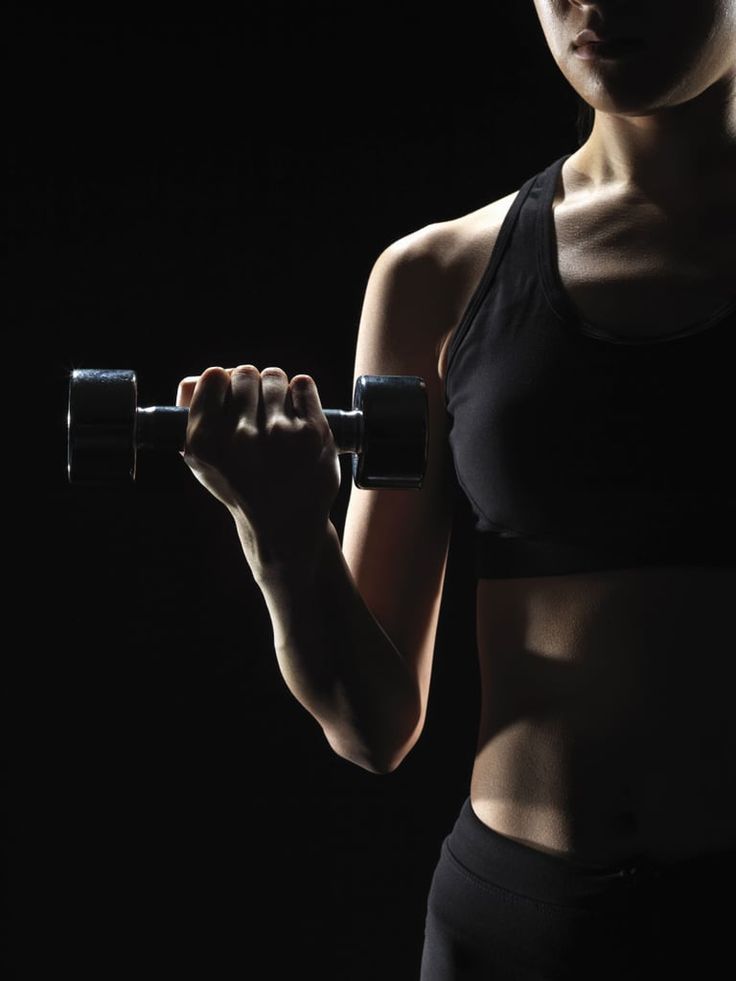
[573,39,645,60]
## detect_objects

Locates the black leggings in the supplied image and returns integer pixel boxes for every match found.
[420,796,736,980]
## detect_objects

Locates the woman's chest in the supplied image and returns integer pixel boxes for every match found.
[552,194,736,337]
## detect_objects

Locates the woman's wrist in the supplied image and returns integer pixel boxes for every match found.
[229,505,338,588]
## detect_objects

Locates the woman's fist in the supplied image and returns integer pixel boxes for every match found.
[176,365,341,571]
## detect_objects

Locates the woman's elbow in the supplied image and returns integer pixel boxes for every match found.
[322,725,418,775]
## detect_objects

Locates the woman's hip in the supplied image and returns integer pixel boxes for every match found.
[420,795,736,980]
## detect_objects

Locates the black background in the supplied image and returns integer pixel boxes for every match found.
[12,4,581,978]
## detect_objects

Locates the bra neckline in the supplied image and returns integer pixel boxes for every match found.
[537,153,736,347]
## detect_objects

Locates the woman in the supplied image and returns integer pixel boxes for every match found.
[176,1,736,977]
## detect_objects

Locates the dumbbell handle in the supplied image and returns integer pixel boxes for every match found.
[136,405,364,455]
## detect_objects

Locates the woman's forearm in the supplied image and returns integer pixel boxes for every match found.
[234,515,421,775]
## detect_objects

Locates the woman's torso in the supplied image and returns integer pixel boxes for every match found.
[436,152,736,866]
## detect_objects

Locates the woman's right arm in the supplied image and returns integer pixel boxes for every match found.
[177,226,457,774]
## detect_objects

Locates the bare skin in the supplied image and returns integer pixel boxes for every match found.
[532,0,736,196]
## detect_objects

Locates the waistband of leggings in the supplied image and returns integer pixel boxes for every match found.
[444,797,735,908]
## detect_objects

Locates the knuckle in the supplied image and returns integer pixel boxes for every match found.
[261,366,288,381]
[264,417,293,438]
[232,364,259,378]
[233,418,258,440]
[199,366,227,387]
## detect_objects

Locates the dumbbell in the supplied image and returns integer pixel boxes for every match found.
[67,368,428,489]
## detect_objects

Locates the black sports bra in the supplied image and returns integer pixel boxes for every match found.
[443,153,736,579]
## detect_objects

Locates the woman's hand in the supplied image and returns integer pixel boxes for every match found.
[175,365,341,573]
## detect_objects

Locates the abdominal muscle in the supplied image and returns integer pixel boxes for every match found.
[469,564,736,865]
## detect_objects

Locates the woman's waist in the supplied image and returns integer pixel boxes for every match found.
[467,564,736,863]
[470,709,736,866]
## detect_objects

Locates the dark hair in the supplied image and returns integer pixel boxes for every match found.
[575,96,595,146]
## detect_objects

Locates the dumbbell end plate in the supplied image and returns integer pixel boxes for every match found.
[67,369,138,483]
[352,375,428,489]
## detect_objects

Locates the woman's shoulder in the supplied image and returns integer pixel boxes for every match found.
[370,190,522,378]
[379,188,522,277]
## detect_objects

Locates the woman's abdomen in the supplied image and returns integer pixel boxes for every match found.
[469,565,736,865]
